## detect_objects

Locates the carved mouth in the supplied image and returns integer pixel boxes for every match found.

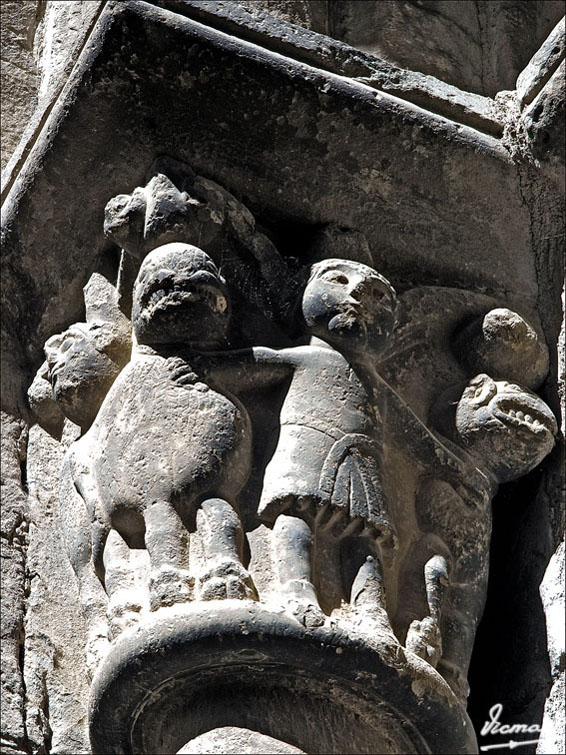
[493,396,557,435]
[141,280,227,318]
[48,361,68,380]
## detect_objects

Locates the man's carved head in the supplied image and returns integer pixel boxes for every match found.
[44,321,130,429]
[302,259,397,357]
[442,374,557,482]
[132,243,230,348]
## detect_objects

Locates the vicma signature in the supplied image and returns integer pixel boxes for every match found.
[481,703,542,736]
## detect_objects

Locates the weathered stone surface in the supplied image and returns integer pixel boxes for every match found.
[25,421,91,755]
[1,2,564,754]
[537,540,565,755]
[327,0,564,97]
[89,603,477,754]
[517,17,565,106]
[0,413,28,755]
[1,0,553,416]
[0,1,41,170]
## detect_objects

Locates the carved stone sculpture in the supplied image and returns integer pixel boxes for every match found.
[30,163,558,754]
[62,243,258,655]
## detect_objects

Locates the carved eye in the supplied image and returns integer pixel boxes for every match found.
[471,379,496,404]
[59,335,75,353]
[322,271,349,285]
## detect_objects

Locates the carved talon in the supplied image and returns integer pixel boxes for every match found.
[149,566,194,611]
[199,559,258,601]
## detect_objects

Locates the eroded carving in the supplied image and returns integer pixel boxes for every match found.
[29,162,559,753]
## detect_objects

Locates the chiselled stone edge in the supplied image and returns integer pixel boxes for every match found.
[1,0,514,210]
[156,0,503,137]
[88,601,477,755]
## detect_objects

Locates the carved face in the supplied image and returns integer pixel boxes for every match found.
[302,259,397,356]
[455,374,557,482]
[44,323,124,428]
[132,243,230,348]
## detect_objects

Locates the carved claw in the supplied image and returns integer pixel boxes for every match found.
[199,559,258,601]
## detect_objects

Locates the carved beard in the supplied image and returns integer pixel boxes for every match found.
[133,283,229,348]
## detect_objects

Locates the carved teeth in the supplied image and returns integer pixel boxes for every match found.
[524,414,533,423]
[516,411,525,420]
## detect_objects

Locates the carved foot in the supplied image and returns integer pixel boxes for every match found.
[149,566,194,611]
[284,579,325,629]
[405,616,442,668]
[107,591,143,641]
[199,559,258,601]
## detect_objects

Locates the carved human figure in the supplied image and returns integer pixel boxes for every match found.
[404,373,558,698]
[59,243,258,668]
[193,259,397,626]
[199,258,489,633]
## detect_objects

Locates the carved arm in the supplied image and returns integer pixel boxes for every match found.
[187,346,298,391]
[371,373,495,508]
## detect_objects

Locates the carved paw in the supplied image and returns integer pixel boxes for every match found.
[149,567,194,611]
[199,559,258,601]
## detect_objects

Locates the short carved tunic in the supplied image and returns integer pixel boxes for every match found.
[257,344,395,544]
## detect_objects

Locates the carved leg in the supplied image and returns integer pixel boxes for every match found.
[272,513,324,628]
[72,554,111,679]
[197,498,257,601]
[405,555,449,667]
[143,501,193,611]
[103,529,144,640]
[60,481,110,676]
[350,555,398,645]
